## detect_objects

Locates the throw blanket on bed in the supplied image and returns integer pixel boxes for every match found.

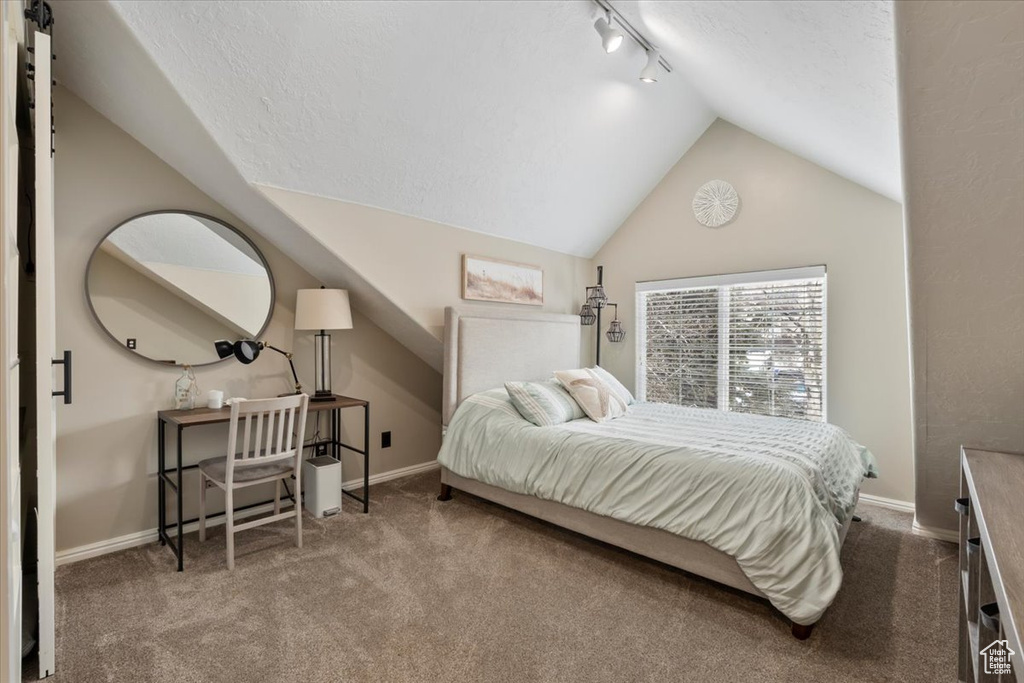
[437,389,878,625]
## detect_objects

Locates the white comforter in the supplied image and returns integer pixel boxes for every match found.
[437,389,878,624]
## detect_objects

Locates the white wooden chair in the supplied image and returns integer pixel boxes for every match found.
[198,394,309,569]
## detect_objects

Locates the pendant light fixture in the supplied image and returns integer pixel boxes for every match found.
[593,11,624,53]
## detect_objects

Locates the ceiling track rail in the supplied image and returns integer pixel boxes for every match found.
[593,0,673,73]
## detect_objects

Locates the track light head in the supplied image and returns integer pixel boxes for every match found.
[593,13,623,53]
[639,49,660,83]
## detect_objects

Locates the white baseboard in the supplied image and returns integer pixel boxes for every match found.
[349,460,439,489]
[858,494,958,542]
[56,528,164,567]
[858,493,915,513]
[56,460,441,567]
[911,518,959,543]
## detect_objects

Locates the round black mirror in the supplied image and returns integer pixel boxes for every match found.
[86,211,275,366]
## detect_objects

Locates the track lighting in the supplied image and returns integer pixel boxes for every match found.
[590,1,672,84]
[639,50,660,83]
[593,12,623,53]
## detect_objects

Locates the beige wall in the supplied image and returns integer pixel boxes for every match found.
[258,185,592,341]
[88,249,238,364]
[135,261,272,338]
[896,1,1024,531]
[54,89,442,553]
[592,119,914,504]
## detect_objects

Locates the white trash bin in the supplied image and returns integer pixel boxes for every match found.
[302,455,342,518]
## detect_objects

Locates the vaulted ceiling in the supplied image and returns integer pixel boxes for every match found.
[82,0,896,258]
[50,0,900,370]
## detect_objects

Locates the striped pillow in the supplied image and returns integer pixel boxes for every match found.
[504,380,586,427]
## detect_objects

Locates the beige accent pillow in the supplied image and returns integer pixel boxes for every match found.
[554,369,628,423]
[590,365,635,406]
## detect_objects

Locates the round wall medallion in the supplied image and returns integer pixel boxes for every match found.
[692,180,740,228]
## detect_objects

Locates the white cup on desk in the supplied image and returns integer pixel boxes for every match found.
[207,390,224,410]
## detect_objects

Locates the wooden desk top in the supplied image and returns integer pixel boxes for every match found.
[158,394,368,426]
[963,448,1024,666]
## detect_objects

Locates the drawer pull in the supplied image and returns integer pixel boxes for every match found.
[967,537,980,555]
[980,602,1000,631]
[954,497,970,515]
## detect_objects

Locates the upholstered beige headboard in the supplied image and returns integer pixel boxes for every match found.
[443,306,581,426]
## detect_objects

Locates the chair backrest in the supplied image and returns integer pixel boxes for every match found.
[225,394,309,481]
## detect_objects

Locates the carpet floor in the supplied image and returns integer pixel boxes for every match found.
[36,471,957,682]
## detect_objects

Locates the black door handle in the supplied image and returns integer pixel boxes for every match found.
[52,350,71,405]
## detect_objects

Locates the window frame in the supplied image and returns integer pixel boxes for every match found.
[635,265,828,421]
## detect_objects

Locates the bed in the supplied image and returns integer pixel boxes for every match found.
[436,306,876,639]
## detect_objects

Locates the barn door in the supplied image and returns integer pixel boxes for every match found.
[1,5,22,680]
[32,30,61,679]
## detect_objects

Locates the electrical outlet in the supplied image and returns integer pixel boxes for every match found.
[381,431,392,449]
[126,338,137,350]
[316,444,328,456]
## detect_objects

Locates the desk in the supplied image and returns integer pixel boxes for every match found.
[157,394,370,571]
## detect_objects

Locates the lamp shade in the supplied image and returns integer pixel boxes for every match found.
[295,289,353,331]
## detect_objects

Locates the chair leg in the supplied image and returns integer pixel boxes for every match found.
[225,488,235,570]
[198,473,207,542]
[295,470,303,549]
[274,479,281,515]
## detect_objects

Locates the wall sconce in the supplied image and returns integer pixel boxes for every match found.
[580,266,620,364]
[579,298,597,326]
[605,303,626,342]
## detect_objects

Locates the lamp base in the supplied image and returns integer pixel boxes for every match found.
[311,392,336,403]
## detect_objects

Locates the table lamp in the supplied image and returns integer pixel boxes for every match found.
[295,287,353,402]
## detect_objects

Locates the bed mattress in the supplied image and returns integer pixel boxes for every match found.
[436,389,878,625]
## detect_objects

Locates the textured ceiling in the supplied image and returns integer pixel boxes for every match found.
[622,0,900,201]
[107,214,265,275]
[108,0,715,257]
[85,0,897,259]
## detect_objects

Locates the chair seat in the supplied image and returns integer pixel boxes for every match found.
[198,456,294,484]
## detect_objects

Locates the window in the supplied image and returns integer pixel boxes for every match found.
[636,266,826,421]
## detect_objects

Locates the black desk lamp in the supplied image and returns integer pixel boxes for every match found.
[214,339,302,394]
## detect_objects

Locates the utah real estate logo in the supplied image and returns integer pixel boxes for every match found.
[980,639,1015,677]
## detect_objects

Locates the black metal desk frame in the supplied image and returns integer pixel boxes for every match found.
[157,395,370,571]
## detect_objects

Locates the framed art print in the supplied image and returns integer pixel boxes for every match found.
[462,254,544,306]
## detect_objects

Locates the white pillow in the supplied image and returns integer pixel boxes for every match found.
[590,365,635,406]
[554,369,628,423]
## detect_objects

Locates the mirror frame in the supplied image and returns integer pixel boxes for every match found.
[84,210,277,367]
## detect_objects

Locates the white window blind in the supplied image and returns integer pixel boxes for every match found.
[636,266,827,421]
